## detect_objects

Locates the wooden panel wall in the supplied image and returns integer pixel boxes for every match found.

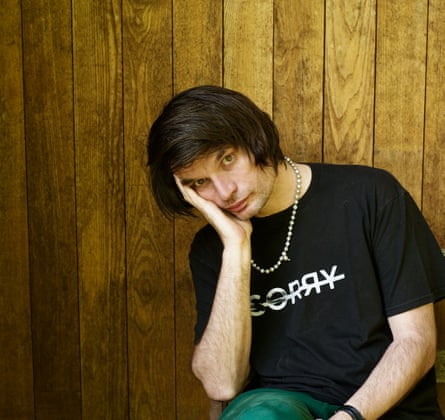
[0,1,444,419]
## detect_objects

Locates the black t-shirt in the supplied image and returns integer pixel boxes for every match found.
[189,163,445,418]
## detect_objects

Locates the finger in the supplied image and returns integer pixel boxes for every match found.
[173,174,185,195]
[173,175,203,207]
[174,175,192,201]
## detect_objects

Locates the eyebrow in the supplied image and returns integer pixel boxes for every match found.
[178,149,229,186]
[179,177,196,187]
[215,148,227,160]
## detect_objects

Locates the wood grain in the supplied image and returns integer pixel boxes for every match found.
[224,0,274,114]
[274,0,325,162]
[2,0,445,417]
[174,0,223,91]
[374,0,428,205]
[173,1,223,418]
[424,1,445,413]
[0,1,34,418]
[324,0,376,165]
[21,0,81,418]
[423,0,445,247]
[73,0,128,418]
[123,1,176,418]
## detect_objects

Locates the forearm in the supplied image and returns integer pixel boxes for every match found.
[331,304,437,420]
[192,243,252,401]
[339,339,434,419]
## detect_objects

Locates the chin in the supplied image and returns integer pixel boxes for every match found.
[236,207,259,220]
[233,213,251,221]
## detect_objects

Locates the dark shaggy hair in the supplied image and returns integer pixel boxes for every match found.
[147,85,284,217]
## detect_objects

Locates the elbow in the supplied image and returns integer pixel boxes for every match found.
[192,356,248,401]
[425,340,437,372]
[201,381,240,402]
[409,330,437,378]
[422,327,437,373]
[407,332,437,376]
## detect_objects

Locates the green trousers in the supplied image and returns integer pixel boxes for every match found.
[220,388,340,420]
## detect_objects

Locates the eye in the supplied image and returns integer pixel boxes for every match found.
[193,178,207,188]
[222,153,234,165]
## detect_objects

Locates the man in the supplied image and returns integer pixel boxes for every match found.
[148,85,445,419]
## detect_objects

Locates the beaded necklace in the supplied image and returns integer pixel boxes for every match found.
[250,156,301,274]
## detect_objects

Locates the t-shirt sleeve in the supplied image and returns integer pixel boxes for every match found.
[370,177,445,316]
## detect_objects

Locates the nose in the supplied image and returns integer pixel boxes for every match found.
[212,175,236,202]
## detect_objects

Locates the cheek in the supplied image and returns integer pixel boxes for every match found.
[196,187,218,203]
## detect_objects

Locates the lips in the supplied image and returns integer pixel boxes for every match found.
[226,198,248,213]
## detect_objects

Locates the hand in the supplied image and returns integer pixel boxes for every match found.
[329,412,352,420]
[174,176,252,246]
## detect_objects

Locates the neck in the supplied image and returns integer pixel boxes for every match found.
[257,158,303,217]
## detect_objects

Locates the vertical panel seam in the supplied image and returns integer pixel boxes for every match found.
[70,0,83,416]
[171,2,178,418]
[119,0,131,416]
[20,0,37,417]
[372,0,378,168]
[222,0,225,87]
[171,0,175,96]
[271,0,275,121]
[421,0,430,212]
[321,0,327,162]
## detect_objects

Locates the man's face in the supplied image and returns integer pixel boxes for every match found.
[174,148,277,220]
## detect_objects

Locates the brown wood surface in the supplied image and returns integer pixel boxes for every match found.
[274,0,325,162]
[174,0,223,89]
[0,1,34,418]
[423,0,445,248]
[73,0,128,418]
[324,0,376,166]
[374,0,428,205]
[224,0,274,114]
[21,0,81,418]
[1,1,444,418]
[123,1,176,418]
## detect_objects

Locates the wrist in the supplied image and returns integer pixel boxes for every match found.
[335,405,365,420]
[223,241,251,263]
